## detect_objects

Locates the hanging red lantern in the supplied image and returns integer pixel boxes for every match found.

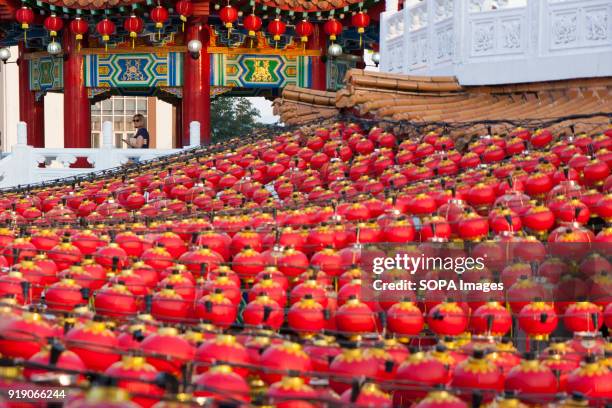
[15,6,34,39]
[64,321,120,372]
[324,17,343,41]
[219,5,238,30]
[96,18,115,50]
[175,0,193,31]
[505,353,558,404]
[105,355,163,408]
[70,17,88,41]
[352,10,370,46]
[518,301,558,340]
[295,19,313,43]
[267,18,286,42]
[243,13,262,37]
[44,14,64,41]
[69,17,88,51]
[150,5,168,39]
[124,14,143,48]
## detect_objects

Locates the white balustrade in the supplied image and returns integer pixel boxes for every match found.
[0,121,197,188]
[380,0,612,84]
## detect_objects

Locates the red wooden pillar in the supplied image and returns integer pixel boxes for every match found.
[18,42,44,147]
[308,24,327,91]
[63,27,91,149]
[182,20,211,146]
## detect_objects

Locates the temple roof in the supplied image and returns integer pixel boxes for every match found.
[275,69,612,134]
[43,0,144,9]
[259,0,363,12]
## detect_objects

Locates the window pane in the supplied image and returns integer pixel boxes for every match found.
[114,116,124,131]
[91,103,101,113]
[91,117,101,132]
[91,132,100,148]
[114,98,124,113]
[137,98,147,112]
[125,98,136,113]
[102,99,112,114]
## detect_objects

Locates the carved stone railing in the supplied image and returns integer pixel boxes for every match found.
[0,121,200,188]
[380,0,612,84]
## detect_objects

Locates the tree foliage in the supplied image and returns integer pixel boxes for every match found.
[210,97,262,141]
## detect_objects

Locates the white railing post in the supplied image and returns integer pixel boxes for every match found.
[16,122,27,146]
[11,121,32,186]
[402,5,413,74]
[102,121,113,148]
[453,0,467,68]
[189,121,200,148]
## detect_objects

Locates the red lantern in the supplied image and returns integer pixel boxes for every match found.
[150,6,168,29]
[219,5,238,30]
[194,334,250,377]
[451,350,504,403]
[105,355,163,408]
[340,383,392,407]
[44,14,64,40]
[150,5,168,39]
[518,301,558,340]
[566,355,612,402]
[414,390,467,408]
[94,283,138,320]
[470,301,512,336]
[295,19,314,43]
[259,341,312,384]
[70,17,89,50]
[352,11,370,46]
[140,327,195,375]
[175,0,193,31]
[124,15,143,48]
[386,300,424,338]
[267,18,286,42]
[96,18,115,43]
[64,321,120,372]
[244,14,262,37]
[193,365,251,403]
[0,312,57,359]
[24,344,86,382]
[394,351,453,402]
[267,376,319,407]
[563,301,603,333]
[195,289,237,328]
[505,353,558,403]
[324,18,343,41]
[15,6,34,38]
[427,301,469,336]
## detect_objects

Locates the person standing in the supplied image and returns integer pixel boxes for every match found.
[124,113,150,149]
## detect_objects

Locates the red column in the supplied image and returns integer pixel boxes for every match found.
[63,28,91,149]
[18,42,44,147]
[308,24,327,91]
[182,20,211,146]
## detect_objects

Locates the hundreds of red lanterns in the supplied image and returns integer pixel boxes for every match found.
[0,120,609,405]
[11,3,373,48]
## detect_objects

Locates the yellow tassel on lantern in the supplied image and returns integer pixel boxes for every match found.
[51,30,57,37]
[76,34,83,40]
[330,34,336,41]
[180,15,187,32]
[301,36,307,42]
[249,30,255,36]
[21,23,28,29]
[130,31,137,49]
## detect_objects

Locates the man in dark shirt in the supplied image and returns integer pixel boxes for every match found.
[125,113,150,148]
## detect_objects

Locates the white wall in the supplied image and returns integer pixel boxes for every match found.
[44,93,64,148]
[0,46,20,152]
[380,0,612,85]
[155,99,174,149]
